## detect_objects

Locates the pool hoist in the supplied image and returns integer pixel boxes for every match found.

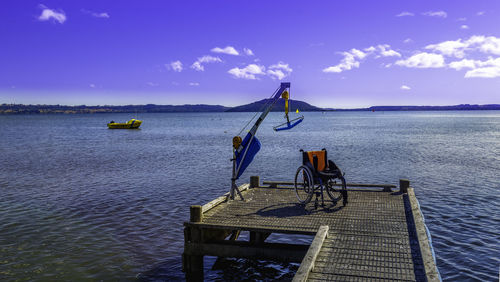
[230,82,304,200]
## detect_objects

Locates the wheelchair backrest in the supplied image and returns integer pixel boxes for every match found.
[302,149,328,172]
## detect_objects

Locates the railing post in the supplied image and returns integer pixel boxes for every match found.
[250,175,260,188]
[400,179,409,193]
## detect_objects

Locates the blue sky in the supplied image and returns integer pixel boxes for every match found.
[1,0,499,107]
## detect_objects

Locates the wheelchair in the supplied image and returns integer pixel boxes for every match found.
[294,149,348,208]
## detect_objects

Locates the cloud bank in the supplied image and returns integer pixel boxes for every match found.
[324,35,500,78]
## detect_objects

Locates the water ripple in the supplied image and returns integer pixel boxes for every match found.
[0,112,499,281]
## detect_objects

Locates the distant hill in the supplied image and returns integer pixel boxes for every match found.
[226,98,322,112]
[367,104,500,111]
[140,104,229,112]
[0,103,229,114]
[324,104,500,111]
[1,102,499,115]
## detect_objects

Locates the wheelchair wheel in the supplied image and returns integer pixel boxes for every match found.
[294,165,314,204]
[326,175,347,205]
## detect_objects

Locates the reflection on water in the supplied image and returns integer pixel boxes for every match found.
[0,111,499,281]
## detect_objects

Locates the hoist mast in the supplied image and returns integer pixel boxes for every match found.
[230,82,292,200]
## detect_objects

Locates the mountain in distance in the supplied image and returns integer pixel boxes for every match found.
[226,98,322,112]
[0,103,229,114]
[1,101,500,114]
[324,104,500,111]
[141,104,229,112]
[367,104,500,111]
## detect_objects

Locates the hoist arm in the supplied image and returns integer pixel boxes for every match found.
[234,82,290,153]
[248,82,290,137]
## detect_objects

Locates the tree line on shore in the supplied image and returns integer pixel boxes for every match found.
[1,100,499,114]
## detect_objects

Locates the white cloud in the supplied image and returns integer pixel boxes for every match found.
[395,52,445,68]
[457,17,467,21]
[169,60,183,72]
[364,46,376,53]
[189,82,200,86]
[38,5,66,24]
[377,44,401,57]
[89,84,95,88]
[267,70,286,80]
[401,85,411,90]
[465,67,500,78]
[228,64,265,80]
[268,62,293,80]
[211,46,239,56]
[147,82,159,87]
[323,45,399,73]
[449,59,477,70]
[323,52,360,73]
[460,25,469,30]
[426,35,500,57]
[476,11,485,16]
[244,48,254,56]
[425,39,467,58]
[82,9,109,18]
[481,57,500,67]
[94,12,109,18]
[323,49,367,73]
[449,57,500,77]
[191,62,203,71]
[198,55,222,63]
[403,38,413,44]
[474,36,500,55]
[422,11,448,18]
[396,11,414,17]
[190,55,222,71]
[350,48,368,59]
[269,62,292,73]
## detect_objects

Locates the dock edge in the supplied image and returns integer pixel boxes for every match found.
[407,187,442,282]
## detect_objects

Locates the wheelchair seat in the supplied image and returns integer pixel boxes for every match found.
[301,149,342,180]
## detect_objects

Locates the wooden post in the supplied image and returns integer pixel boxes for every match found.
[250,175,260,188]
[190,205,203,223]
[184,227,204,281]
[400,179,409,194]
[250,231,271,244]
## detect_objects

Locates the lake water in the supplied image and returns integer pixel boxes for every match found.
[0,111,499,281]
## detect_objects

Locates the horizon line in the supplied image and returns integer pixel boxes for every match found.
[2,102,500,110]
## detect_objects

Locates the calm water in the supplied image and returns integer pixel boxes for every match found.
[0,111,499,281]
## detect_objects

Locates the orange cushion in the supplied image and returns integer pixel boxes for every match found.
[307,151,326,171]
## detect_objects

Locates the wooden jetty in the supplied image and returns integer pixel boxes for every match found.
[182,177,440,281]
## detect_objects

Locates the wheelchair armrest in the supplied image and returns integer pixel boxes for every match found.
[328,160,340,171]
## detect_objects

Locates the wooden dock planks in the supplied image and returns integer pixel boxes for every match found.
[183,180,439,281]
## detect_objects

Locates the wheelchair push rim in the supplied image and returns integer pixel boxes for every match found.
[326,175,346,205]
[294,165,314,204]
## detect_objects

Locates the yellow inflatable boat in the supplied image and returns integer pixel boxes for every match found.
[107,119,142,129]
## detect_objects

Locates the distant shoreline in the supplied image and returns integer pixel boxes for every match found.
[1,102,499,114]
